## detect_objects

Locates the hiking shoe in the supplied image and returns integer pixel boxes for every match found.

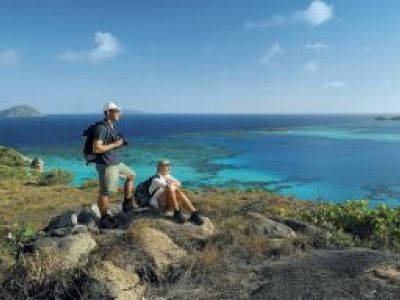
[189,211,205,226]
[122,200,134,212]
[173,210,186,224]
[99,214,118,229]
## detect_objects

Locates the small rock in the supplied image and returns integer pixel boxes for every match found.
[85,261,146,300]
[246,212,296,239]
[128,226,188,281]
[35,232,97,265]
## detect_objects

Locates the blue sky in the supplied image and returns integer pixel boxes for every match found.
[0,0,399,114]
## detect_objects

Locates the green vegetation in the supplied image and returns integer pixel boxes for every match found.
[0,147,30,180]
[300,200,400,251]
[38,169,74,186]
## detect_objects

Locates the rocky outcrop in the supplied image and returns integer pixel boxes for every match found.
[251,249,400,300]
[1,205,216,298]
[3,204,400,300]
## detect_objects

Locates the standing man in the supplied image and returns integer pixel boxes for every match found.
[93,102,136,229]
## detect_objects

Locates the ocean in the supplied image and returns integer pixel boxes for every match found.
[1,114,400,207]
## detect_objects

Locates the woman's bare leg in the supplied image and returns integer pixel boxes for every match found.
[175,189,196,213]
[165,185,179,211]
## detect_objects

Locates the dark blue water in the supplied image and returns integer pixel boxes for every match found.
[1,114,399,206]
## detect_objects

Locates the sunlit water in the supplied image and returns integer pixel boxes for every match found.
[1,114,400,206]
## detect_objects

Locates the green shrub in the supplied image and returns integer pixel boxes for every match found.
[0,147,28,168]
[300,200,400,251]
[38,169,74,186]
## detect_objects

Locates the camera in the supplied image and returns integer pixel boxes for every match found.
[118,133,129,146]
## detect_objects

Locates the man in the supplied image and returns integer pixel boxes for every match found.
[93,102,135,229]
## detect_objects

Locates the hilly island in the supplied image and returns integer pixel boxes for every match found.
[0,105,42,118]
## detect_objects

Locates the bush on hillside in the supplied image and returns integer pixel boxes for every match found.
[0,165,29,180]
[38,169,74,186]
[300,200,400,251]
[0,147,28,167]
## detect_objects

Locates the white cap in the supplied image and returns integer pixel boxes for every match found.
[103,102,122,112]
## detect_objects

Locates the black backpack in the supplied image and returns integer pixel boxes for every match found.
[82,121,105,164]
[134,175,161,207]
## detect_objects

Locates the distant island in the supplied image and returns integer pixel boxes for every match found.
[0,105,43,118]
[123,109,145,114]
[374,115,400,121]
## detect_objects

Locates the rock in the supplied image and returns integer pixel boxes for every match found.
[45,210,78,231]
[128,226,188,281]
[84,261,146,300]
[246,212,296,239]
[35,232,97,265]
[251,249,400,300]
[270,216,330,248]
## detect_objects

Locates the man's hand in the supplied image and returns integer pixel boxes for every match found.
[113,139,124,148]
[93,138,123,153]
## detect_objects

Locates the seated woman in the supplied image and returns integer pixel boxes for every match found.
[148,160,204,225]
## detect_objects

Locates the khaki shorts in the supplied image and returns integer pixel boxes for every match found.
[96,163,135,196]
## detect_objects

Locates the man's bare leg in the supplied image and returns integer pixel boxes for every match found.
[122,175,135,211]
[98,194,109,216]
[124,175,135,200]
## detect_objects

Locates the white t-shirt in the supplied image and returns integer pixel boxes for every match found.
[148,174,179,207]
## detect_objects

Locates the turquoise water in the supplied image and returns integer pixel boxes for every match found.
[2,114,400,206]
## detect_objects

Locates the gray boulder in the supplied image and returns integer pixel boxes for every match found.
[84,261,146,300]
[246,212,297,239]
[35,232,97,266]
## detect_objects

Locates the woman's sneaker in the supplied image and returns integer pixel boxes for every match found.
[99,214,119,229]
[189,211,205,226]
[173,210,186,224]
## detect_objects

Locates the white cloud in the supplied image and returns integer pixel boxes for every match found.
[0,49,20,66]
[59,31,121,63]
[305,42,330,51]
[303,59,320,73]
[245,1,334,29]
[300,1,334,26]
[261,42,283,65]
[323,81,345,88]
